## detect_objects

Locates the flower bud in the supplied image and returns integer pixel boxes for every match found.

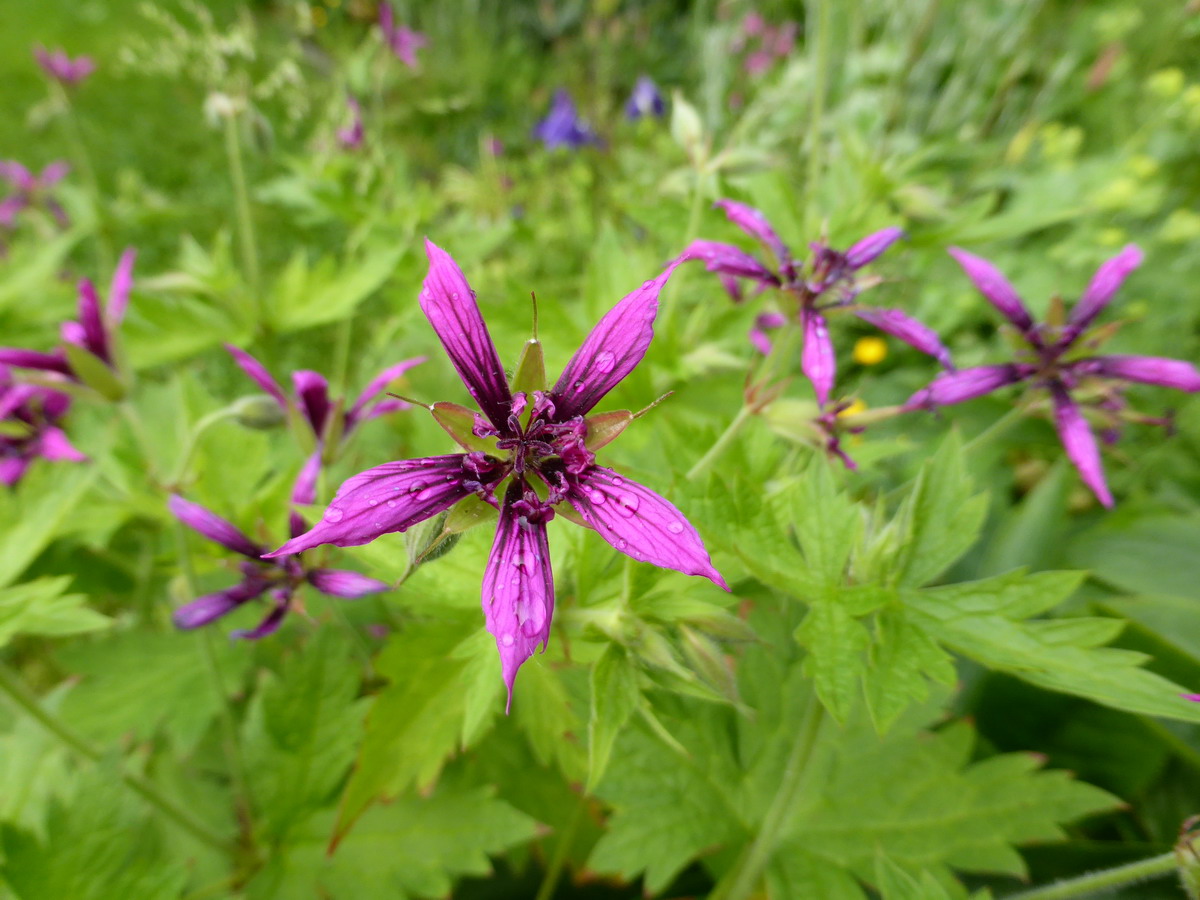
[232,393,287,429]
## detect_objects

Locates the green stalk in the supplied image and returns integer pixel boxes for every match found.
[0,662,236,854]
[53,83,111,269]
[686,405,753,481]
[534,791,589,900]
[708,697,825,900]
[804,0,832,236]
[1004,851,1178,900]
[222,113,262,324]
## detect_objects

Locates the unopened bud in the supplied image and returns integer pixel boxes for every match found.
[232,393,287,429]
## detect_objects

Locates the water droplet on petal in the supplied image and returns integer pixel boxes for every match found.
[595,351,616,374]
[642,279,654,288]
[611,476,624,487]
[325,507,344,523]
[416,488,436,501]
[368,498,378,506]
[616,493,639,517]
[573,380,585,393]
[408,480,427,493]
[387,500,397,508]
[501,633,515,647]
[667,521,684,534]
[617,539,628,549]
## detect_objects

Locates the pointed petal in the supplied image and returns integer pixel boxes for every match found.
[420,240,513,430]
[947,247,1035,333]
[1064,244,1143,340]
[292,370,332,437]
[37,427,87,462]
[0,196,27,227]
[106,247,137,324]
[800,309,835,407]
[39,161,70,188]
[852,307,953,368]
[0,161,34,190]
[566,466,727,589]
[483,485,555,710]
[76,279,109,362]
[0,458,30,486]
[1050,384,1112,507]
[0,349,71,375]
[292,449,321,508]
[680,240,779,285]
[845,227,904,269]
[307,568,391,598]
[346,356,426,427]
[173,579,268,629]
[903,364,1026,409]
[225,344,289,410]
[551,258,685,419]
[233,589,292,640]
[168,495,264,558]
[1088,354,1200,392]
[267,454,478,556]
[713,199,789,260]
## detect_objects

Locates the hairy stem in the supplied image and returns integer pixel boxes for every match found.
[222,114,262,324]
[534,790,589,900]
[54,83,111,269]
[1004,851,1178,900]
[0,662,236,854]
[804,0,832,236]
[687,405,753,481]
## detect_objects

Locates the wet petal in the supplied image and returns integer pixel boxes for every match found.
[106,247,137,324]
[307,568,391,598]
[76,279,109,362]
[1064,244,1143,341]
[39,161,70,188]
[0,458,30,486]
[346,356,426,428]
[420,240,513,430]
[845,227,904,269]
[903,364,1026,409]
[800,309,835,408]
[233,589,292,640]
[482,485,555,710]
[292,369,332,437]
[0,161,34,190]
[565,466,727,589]
[0,348,72,375]
[37,427,87,463]
[852,307,953,368]
[680,239,779,285]
[1089,354,1200,392]
[267,454,477,556]
[551,258,685,419]
[1050,384,1112,507]
[173,579,269,630]
[168,494,264,558]
[947,247,1035,334]
[713,199,789,260]
[225,344,289,410]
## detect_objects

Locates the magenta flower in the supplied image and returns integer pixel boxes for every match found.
[33,46,95,87]
[533,90,602,150]
[0,367,86,486]
[268,240,726,706]
[905,245,1200,506]
[683,200,948,406]
[379,3,426,69]
[170,495,389,638]
[336,95,364,150]
[0,161,70,229]
[0,248,136,394]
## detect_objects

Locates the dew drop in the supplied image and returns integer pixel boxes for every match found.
[408,480,427,493]
[573,380,585,393]
[324,507,344,523]
[611,476,624,487]
[617,539,628,549]
[416,488,436,501]
[667,521,684,534]
[501,633,515,647]
[368,498,378,507]
[512,553,527,569]
[616,493,639,517]
[642,279,655,288]
[387,500,397,508]
[594,351,616,374]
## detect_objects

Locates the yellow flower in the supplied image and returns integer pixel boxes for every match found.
[838,399,867,418]
[853,336,888,366]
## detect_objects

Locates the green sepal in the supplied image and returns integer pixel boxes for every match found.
[231,393,287,430]
[431,402,496,453]
[554,500,587,528]
[510,338,546,395]
[63,343,125,401]
[584,410,633,450]
[443,494,499,535]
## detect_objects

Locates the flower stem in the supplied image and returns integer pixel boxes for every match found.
[54,83,111,270]
[687,405,753,481]
[0,662,236,854]
[1003,851,1179,900]
[222,113,262,325]
[534,790,589,900]
[169,407,239,487]
[804,0,832,236]
[708,696,825,900]
[962,405,1026,456]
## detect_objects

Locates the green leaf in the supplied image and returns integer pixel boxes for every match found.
[0,467,95,589]
[271,244,404,331]
[863,610,956,734]
[874,856,957,900]
[0,577,109,649]
[793,463,860,589]
[588,644,640,791]
[1068,512,1200,600]
[247,785,538,900]
[795,598,871,723]
[0,687,73,835]
[766,847,868,900]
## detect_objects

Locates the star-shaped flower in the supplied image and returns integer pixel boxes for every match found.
[268,240,726,706]
[33,46,95,87]
[0,160,71,230]
[378,3,426,69]
[533,90,602,150]
[0,366,86,486]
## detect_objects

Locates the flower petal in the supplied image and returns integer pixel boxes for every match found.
[37,427,87,463]
[39,161,70,187]
[76,279,109,362]
[1064,244,1143,341]
[551,258,684,419]
[173,579,268,630]
[168,494,264,558]
[800,309,835,408]
[307,568,391,598]
[903,364,1026,409]
[482,485,555,709]
[0,161,34,190]
[292,370,332,437]
[680,240,779,285]
[1087,355,1200,392]
[1050,384,1112,507]
[565,466,727,589]
[0,348,72,375]
[947,247,1035,334]
[267,454,478,556]
[225,344,288,410]
[852,307,953,368]
[420,240,513,430]
[0,458,30,486]
[232,589,292,640]
[292,449,321,508]
[346,357,426,428]
[106,247,137,324]
[845,227,904,269]
[713,199,789,260]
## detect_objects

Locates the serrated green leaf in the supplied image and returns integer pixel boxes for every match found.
[793,463,861,588]
[864,610,956,734]
[0,577,109,649]
[767,846,868,900]
[0,467,95,590]
[272,245,403,330]
[588,644,640,791]
[795,600,871,723]
[875,855,957,900]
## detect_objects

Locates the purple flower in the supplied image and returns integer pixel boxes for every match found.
[533,90,601,151]
[625,76,666,121]
[0,248,137,393]
[906,245,1200,506]
[379,3,426,69]
[336,95,364,150]
[170,495,389,638]
[683,201,939,407]
[0,367,86,486]
[34,46,94,87]
[0,161,71,229]
[268,240,726,707]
